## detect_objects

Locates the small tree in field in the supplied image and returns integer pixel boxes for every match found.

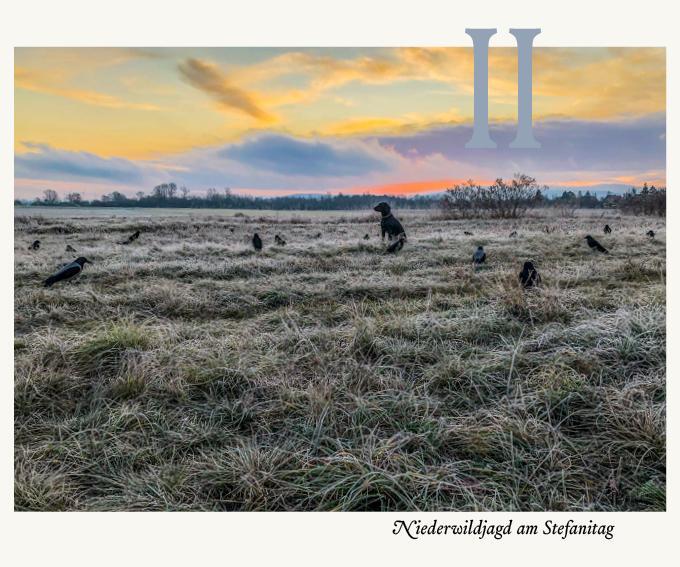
[441,173,543,219]
[43,189,59,204]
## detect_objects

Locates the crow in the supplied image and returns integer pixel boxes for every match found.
[519,261,541,288]
[646,230,655,238]
[473,245,486,265]
[66,244,77,253]
[44,257,92,287]
[585,235,608,254]
[509,231,518,238]
[120,230,140,245]
[28,240,41,251]
[604,224,612,234]
[384,234,406,254]
[373,202,406,242]
[275,234,286,246]
[252,233,263,251]
[464,231,473,236]
[363,234,370,240]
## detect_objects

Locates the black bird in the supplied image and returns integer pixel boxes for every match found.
[314,232,322,239]
[472,245,486,265]
[275,234,286,246]
[28,240,41,251]
[252,233,263,251]
[363,234,370,240]
[384,234,406,254]
[464,231,473,236]
[585,235,608,254]
[44,257,92,287]
[519,261,541,288]
[229,227,235,233]
[646,230,655,238]
[120,230,140,245]
[66,244,77,253]
[604,224,612,234]
[509,231,518,238]
[373,202,406,242]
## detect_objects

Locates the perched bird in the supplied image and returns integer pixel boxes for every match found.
[66,244,77,253]
[384,234,406,254]
[509,231,518,238]
[120,230,140,245]
[519,261,541,288]
[373,202,406,242]
[252,233,263,251]
[647,230,655,238]
[585,235,609,254]
[604,224,612,234]
[275,234,286,246]
[363,234,370,240]
[472,245,486,265]
[28,240,41,251]
[44,257,92,287]
[464,231,473,236]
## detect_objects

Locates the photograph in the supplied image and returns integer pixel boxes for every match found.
[13,45,666,512]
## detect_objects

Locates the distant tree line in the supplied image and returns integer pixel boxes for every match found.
[14,178,666,216]
[16,183,439,211]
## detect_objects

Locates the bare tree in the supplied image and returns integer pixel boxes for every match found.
[66,192,82,204]
[180,186,190,199]
[441,174,543,219]
[43,189,59,204]
[135,191,145,200]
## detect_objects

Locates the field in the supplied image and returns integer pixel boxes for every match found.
[14,208,666,511]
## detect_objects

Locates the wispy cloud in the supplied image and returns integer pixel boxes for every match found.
[15,67,161,111]
[177,58,276,122]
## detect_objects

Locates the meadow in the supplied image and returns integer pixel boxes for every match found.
[14,207,666,511]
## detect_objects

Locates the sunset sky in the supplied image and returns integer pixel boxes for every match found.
[14,47,666,199]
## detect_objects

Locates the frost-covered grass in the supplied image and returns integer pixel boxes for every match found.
[14,209,665,510]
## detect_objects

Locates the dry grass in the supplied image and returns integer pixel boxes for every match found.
[14,209,666,511]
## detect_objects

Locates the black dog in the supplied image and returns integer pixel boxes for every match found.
[585,235,608,254]
[373,202,406,242]
[604,224,612,234]
[519,261,541,288]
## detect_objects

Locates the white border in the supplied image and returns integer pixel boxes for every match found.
[1,1,674,565]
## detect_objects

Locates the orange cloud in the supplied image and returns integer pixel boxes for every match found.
[15,67,161,111]
[177,58,276,123]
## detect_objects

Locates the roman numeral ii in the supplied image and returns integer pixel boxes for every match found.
[466,28,541,149]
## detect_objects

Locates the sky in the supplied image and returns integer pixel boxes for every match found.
[14,47,666,199]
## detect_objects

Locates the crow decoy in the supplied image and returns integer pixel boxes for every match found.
[585,235,608,254]
[44,257,92,287]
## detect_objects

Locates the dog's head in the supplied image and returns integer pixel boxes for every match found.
[373,202,391,215]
